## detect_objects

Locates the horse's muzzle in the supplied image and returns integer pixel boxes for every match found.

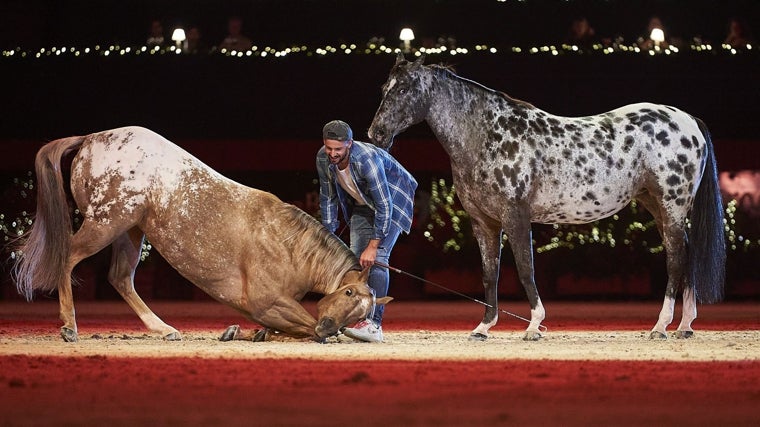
[315,317,339,339]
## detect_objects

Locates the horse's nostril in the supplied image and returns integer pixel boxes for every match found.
[319,317,336,330]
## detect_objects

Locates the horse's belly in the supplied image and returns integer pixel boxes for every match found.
[530,192,630,224]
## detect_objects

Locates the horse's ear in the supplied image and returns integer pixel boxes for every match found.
[376,296,393,305]
[395,52,406,64]
[359,265,371,282]
[413,53,426,66]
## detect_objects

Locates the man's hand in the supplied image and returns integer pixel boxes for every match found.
[359,239,380,268]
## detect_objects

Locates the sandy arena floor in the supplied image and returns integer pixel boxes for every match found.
[1,300,759,426]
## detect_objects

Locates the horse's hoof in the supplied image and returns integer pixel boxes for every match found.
[649,331,668,340]
[60,327,78,343]
[522,331,543,341]
[676,330,694,339]
[468,332,488,341]
[163,331,182,341]
[252,329,268,342]
[220,325,240,342]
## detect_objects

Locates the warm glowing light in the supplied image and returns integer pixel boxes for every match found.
[649,28,665,44]
[171,28,186,44]
[399,28,415,42]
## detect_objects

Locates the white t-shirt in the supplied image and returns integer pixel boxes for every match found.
[336,164,366,205]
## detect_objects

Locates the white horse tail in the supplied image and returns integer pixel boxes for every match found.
[688,118,726,303]
[13,136,85,301]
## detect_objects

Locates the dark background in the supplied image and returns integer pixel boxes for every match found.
[1,0,758,301]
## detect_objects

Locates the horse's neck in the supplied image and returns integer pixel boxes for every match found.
[426,74,492,157]
[427,75,528,166]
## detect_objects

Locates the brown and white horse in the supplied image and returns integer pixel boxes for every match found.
[13,126,388,342]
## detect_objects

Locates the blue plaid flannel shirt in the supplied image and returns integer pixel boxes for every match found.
[317,141,418,239]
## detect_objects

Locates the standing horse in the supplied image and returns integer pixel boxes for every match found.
[13,126,389,342]
[368,54,725,341]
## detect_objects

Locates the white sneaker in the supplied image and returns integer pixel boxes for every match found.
[343,319,383,342]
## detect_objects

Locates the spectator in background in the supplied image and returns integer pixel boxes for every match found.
[146,19,165,48]
[565,17,597,47]
[219,16,253,51]
[186,26,208,54]
[724,18,754,48]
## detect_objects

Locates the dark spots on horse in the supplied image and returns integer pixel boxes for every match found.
[625,124,635,132]
[668,121,680,132]
[677,154,688,164]
[642,123,655,137]
[487,129,503,144]
[680,136,692,149]
[666,175,681,186]
[526,136,537,148]
[603,141,613,152]
[493,167,506,188]
[623,136,635,153]
[600,118,616,139]
[606,156,614,168]
[683,163,696,181]
[692,135,700,149]
[667,160,683,174]
[501,140,520,160]
[656,130,670,146]
[507,115,529,138]
[675,198,687,206]
[615,159,625,170]
[497,116,509,130]
[514,106,530,120]
[562,149,572,160]
[581,191,597,201]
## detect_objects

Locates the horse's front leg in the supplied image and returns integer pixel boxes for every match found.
[503,212,544,341]
[250,297,320,341]
[109,230,181,341]
[469,217,503,341]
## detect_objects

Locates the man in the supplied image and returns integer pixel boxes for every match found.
[317,120,417,342]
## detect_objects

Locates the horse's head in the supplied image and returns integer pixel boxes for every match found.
[314,267,392,339]
[368,53,430,149]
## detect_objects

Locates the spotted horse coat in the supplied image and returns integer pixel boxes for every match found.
[369,54,725,341]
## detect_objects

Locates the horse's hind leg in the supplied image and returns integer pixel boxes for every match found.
[650,222,689,339]
[108,227,181,340]
[60,222,125,342]
[675,286,697,338]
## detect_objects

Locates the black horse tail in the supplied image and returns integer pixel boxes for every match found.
[687,118,725,304]
[12,136,85,301]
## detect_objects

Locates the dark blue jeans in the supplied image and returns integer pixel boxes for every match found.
[349,205,401,326]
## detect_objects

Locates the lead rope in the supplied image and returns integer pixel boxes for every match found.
[374,261,548,333]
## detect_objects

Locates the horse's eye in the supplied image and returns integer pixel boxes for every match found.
[345,289,353,296]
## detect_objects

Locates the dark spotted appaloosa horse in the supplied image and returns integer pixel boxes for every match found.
[13,126,389,343]
[369,54,725,341]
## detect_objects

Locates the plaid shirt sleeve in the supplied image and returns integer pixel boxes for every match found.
[316,152,340,233]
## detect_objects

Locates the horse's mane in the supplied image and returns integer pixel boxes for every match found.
[276,203,360,293]
[426,63,535,110]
